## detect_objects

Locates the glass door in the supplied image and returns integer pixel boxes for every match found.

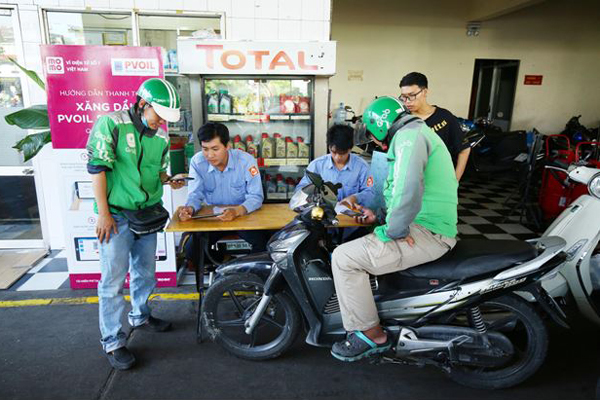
[0,8,45,249]
[202,77,314,202]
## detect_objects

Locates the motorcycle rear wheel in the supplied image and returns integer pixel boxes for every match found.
[202,273,301,361]
[448,295,548,389]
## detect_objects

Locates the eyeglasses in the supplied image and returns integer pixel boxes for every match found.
[399,88,424,103]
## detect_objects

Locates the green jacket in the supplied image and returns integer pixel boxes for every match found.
[374,115,458,242]
[86,107,170,213]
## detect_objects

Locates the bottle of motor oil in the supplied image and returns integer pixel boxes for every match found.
[219,89,232,114]
[286,136,298,158]
[276,174,287,194]
[207,91,219,114]
[261,133,274,158]
[245,134,258,158]
[297,136,310,158]
[273,133,286,158]
[233,135,246,152]
[265,174,277,197]
[286,177,296,198]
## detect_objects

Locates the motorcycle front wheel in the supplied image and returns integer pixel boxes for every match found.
[448,295,549,389]
[201,273,301,360]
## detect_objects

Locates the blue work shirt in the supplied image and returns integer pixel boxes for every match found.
[186,149,264,213]
[295,153,374,205]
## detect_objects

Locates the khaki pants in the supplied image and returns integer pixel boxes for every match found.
[331,224,456,332]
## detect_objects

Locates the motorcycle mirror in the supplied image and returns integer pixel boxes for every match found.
[306,170,324,189]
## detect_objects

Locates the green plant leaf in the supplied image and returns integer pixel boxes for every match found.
[4,104,49,129]
[7,56,45,91]
[12,130,51,162]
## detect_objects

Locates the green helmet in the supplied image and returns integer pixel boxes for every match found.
[137,78,181,123]
[362,96,407,141]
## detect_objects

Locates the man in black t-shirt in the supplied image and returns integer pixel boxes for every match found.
[399,72,470,181]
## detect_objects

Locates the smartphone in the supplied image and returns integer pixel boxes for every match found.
[168,176,194,182]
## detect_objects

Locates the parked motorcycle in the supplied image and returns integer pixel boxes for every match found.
[560,115,597,144]
[537,165,600,325]
[202,171,574,389]
[460,117,528,175]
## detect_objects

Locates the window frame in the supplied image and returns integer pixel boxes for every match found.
[41,7,224,46]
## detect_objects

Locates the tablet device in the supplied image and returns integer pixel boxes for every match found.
[74,237,99,261]
[190,212,224,219]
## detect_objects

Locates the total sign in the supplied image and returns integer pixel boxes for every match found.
[177,39,336,76]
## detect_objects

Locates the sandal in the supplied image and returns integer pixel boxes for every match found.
[331,330,391,362]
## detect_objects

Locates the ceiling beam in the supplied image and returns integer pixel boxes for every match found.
[468,0,546,21]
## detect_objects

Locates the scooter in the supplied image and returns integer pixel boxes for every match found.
[202,171,571,389]
[535,165,600,325]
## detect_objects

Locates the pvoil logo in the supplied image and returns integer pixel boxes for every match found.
[46,57,64,74]
[111,58,158,76]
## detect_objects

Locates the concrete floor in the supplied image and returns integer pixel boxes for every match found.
[0,288,598,400]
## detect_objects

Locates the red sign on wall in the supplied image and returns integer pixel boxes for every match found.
[524,75,543,85]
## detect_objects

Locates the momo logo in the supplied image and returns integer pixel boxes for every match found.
[111,58,159,76]
[46,57,64,74]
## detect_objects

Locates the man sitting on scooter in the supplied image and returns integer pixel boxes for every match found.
[330,96,458,361]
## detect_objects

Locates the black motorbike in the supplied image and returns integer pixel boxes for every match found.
[461,118,528,175]
[560,115,597,144]
[201,171,568,389]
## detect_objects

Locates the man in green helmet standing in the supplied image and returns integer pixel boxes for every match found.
[330,96,458,362]
[86,78,186,370]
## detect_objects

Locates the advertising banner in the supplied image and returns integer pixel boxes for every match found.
[41,45,163,149]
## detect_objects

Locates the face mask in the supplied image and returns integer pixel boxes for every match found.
[141,114,149,128]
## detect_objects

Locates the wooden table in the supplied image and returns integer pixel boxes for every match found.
[165,203,362,341]
[165,203,361,232]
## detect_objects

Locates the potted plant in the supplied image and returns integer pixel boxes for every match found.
[4,57,50,162]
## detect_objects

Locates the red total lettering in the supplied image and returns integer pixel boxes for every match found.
[248,50,270,69]
[269,51,295,70]
[221,50,246,70]
[196,44,224,69]
[298,51,318,71]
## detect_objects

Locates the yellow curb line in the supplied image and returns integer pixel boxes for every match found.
[0,292,200,308]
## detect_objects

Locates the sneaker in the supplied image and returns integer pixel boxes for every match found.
[135,316,172,332]
[106,347,136,370]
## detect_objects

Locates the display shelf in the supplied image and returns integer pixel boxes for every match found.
[259,158,310,167]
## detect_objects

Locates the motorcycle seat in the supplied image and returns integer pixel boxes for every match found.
[399,240,537,281]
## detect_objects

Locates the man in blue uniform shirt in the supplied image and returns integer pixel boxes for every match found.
[178,122,268,253]
[296,124,374,208]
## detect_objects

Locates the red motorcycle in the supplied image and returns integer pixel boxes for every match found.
[539,134,600,221]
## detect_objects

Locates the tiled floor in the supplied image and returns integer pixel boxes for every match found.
[5,176,537,292]
[456,177,538,241]
[8,250,70,291]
